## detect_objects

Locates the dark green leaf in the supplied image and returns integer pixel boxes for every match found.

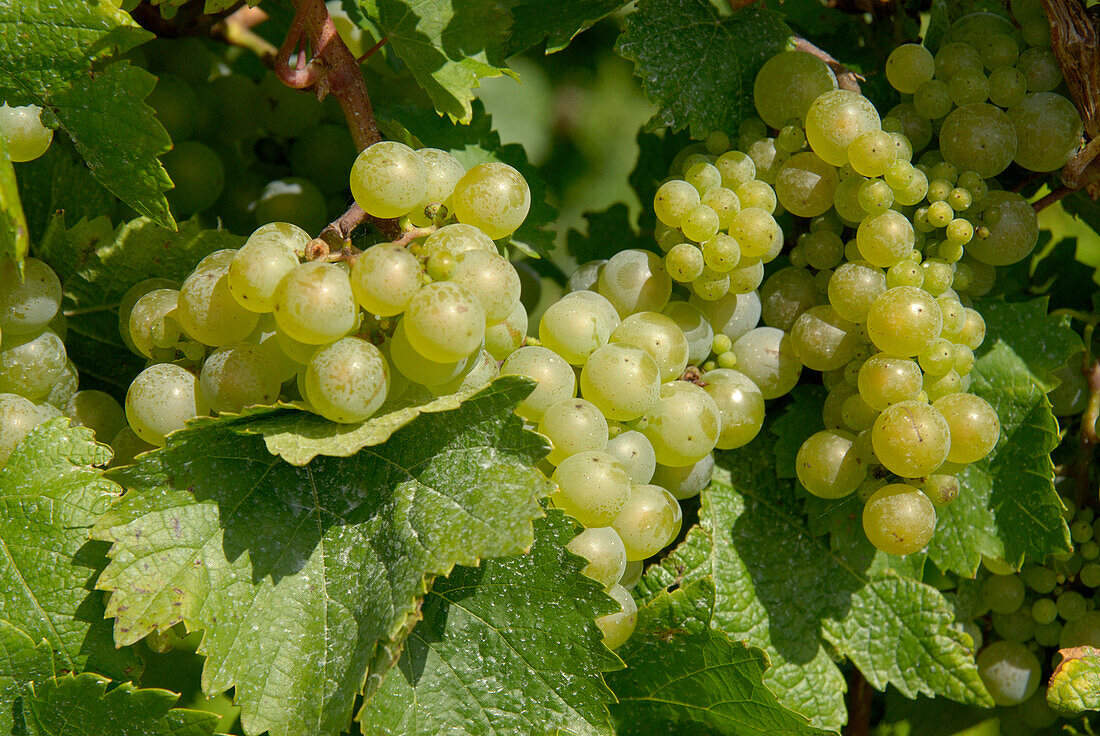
[617,0,792,138]
[504,0,628,54]
[0,137,29,265]
[1030,238,1100,314]
[565,204,650,264]
[769,384,827,480]
[93,381,551,736]
[1047,647,1100,714]
[628,130,690,236]
[16,142,116,245]
[975,297,1084,387]
[0,622,55,736]
[879,689,995,736]
[358,511,619,735]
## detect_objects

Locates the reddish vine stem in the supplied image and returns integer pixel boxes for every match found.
[1032,185,1074,212]
[357,36,389,64]
[793,37,863,92]
[845,668,873,736]
[210,7,277,62]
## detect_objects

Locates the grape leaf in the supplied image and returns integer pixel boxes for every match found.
[878,690,994,736]
[616,0,792,138]
[927,343,1071,576]
[378,101,557,258]
[358,511,620,735]
[0,419,141,684]
[504,0,628,54]
[92,380,551,736]
[609,577,831,736]
[15,142,116,245]
[1063,193,1100,251]
[629,129,691,236]
[1047,647,1100,714]
[565,204,651,265]
[974,297,1084,387]
[0,0,173,227]
[769,384,827,480]
[0,137,30,267]
[1030,238,1100,314]
[352,0,513,123]
[0,622,55,736]
[22,673,220,736]
[636,433,992,730]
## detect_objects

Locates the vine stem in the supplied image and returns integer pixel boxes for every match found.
[1075,358,1100,509]
[793,37,863,92]
[1032,185,1074,213]
[844,668,873,736]
[211,7,277,62]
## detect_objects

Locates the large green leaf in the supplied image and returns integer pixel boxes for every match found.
[565,204,651,265]
[616,0,792,138]
[1047,647,1100,714]
[358,511,619,735]
[636,434,992,730]
[504,0,628,54]
[0,420,141,683]
[0,137,29,265]
[0,622,55,736]
[15,142,116,245]
[0,0,172,227]
[92,381,551,736]
[975,298,1084,388]
[22,673,220,736]
[927,343,1070,576]
[610,578,830,736]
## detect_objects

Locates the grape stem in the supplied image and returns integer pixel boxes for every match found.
[1032,185,1074,213]
[793,37,862,92]
[845,667,873,736]
[211,7,277,63]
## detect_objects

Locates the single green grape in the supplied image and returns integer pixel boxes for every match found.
[0,257,62,337]
[0,329,67,401]
[199,343,280,415]
[609,312,690,383]
[611,484,679,561]
[539,398,609,466]
[977,640,1041,706]
[796,429,866,499]
[598,249,672,318]
[0,392,44,465]
[866,286,944,357]
[774,152,839,218]
[939,104,1017,178]
[703,368,765,450]
[752,50,838,129]
[304,337,388,423]
[500,346,576,421]
[886,44,935,94]
[349,140,427,219]
[663,300,714,365]
[596,583,638,650]
[714,151,757,189]
[862,483,937,555]
[550,451,632,527]
[228,223,307,313]
[934,393,1000,463]
[402,282,485,363]
[652,454,715,501]
[567,527,627,589]
[858,354,923,411]
[871,400,951,477]
[639,380,721,467]
[388,319,468,387]
[0,104,53,162]
[484,301,528,360]
[409,147,466,225]
[451,162,531,240]
[732,327,802,400]
[856,210,915,268]
[539,290,619,366]
[350,243,423,317]
[804,90,881,166]
[789,305,860,372]
[271,262,356,346]
[125,363,209,446]
[580,343,661,422]
[606,430,656,484]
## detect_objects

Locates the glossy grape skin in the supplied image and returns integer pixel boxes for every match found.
[567,527,628,589]
[805,90,881,166]
[598,249,672,318]
[0,257,62,337]
[796,429,866,499]
[447,250,522,324]
[388,319,468,387]
[789,305,860,372]
[775,152,839,218]
[402,282,485,363]
[938,104,1017,178]
[0,393,44,465]
[539,398,609,466]
[271,262,357,346]
[862,483,937,555]
[856,210,915,268]
[652,453,715,500]
[128,289,180,359]
[759,267,818,331]
[227,223,307,313]
[934,393,1000,464]
[640,381,721,467]
[125,363,209,446]
[177,265,261,348]
[606,430,656,484]
[703,368,765,450]
[827,262,885,324]
[304,337,389,423]
[0,329,66,401]
[732,327,802,400]
[0,104,53,162]
[871,400,952,478]
[662,301,713,365]
[451,162,531,239]
[500,346,576,421]
[349,243,423,317]
[410,147,466,225]
[977,640,1041,706]
[350,140,427,218]
[690,290,761,342]
[539,290,619,365]
[199,343,280,414]
[419,223,497,261]
[612,484,679,561]
[484,301,528,360]
[579,343,661,422]
[752,51,838,129]
[866,287,944,357]
[550,450,632,527]
[609,312,690,382]
[967,191,1039,266]
[886,44,935,94]
[858,354,923,411]
[596,583,638,650]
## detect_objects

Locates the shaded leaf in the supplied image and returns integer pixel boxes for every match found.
[1048,646,1100,714]
[505,0,628,54]
[975,297,1084,387]
[0,622,55,736]
[565,204,650,265]
[769,384,827,480]
[0,137,29,265]
[15,142,116,244]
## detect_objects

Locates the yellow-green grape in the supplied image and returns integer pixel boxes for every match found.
[885,103,933,152]
[805,90,881,166]
[550,450,632,527]
[567,527,627,589]
[271,262,356,346]
[606,430,656,484]
[833,174,869,223]
[275,327,319,366]
[703,368,764,450]
[597,249,672,318]
[402,282,485,363]
[943,307,986,350]
[848,130,897,178]
[923,474,960,505]
[939,104,1017,178]
[539,398,609,466]
[774,152,839,218]
[0,393,44,465]
[451,162,531,240]
[933,393,999,464]
[125,363,209,446]
[199,343,280,414]
[596,583,638,650]
[653,180,701,228]
[715,150,757,189]
[967,191,1039,266]
[609,312,689,382]
[796,429,866,499]
[856,210,915,268]
[872,400,951,477]
[653,454,715,501]
[752,50,838,129]
[858,354,923,411]
[977,640,1041,706]
[862,483,937,555]
[388,319,467,386]
[349,243,422,317]
[568,260,606,292]
[726,258,764,294]
[117,278,177,353]
[727,210,782,264]
[539,290,619,366]
[701,187,741,229]
[828,261,886,324]
[666,243,704,282]
[1060,610,1100,649]
[0,329,66,401]
[500,345,576,421]
[886,44,935,94]
[639,380,721,466]
[418,223,496,260]
[745,137,784,184]
[410,148,465,225]
[731,327,802,399]
[427,349,498,397]
[0,104,53,162]
[914,79,953,120]
[680,204,720,243]
[662,300,713,365]
[257,330,302,383]
[0,257,62,337]
[227,223,307,313]
[923,369,962,401]
[349,140,427,218]
[947,68,989,106]
[760,267,818,331]
[484,301,528,360]
[580,344,661,421]
[127,289,180,359]
[935,42,982,80]
[736,180,778,212]
[866,286,943,357]
[42,359,78,410]
[446,250,521,324]
[789,305,860,372]
[612,484,679,561]
[691,290,762,344]
[303,337,388,423]
[685,162,721,194]
[858,179,894,215]
[1018,47,1062,92]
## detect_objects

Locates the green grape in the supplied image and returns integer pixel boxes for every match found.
[255,330,300,384]
[0,393,45,465]
[163,141,224,218]
[934,393,999,463]
[987,67,1027,108]
[539,290,619,366]
[349,243,422,317]
[760,267,818,330]
[685,162,721,195]
[892,165,929,207]
[913,80,952,120]
[228,223,306,313]
[580,343,660,421]
[886,260,924,289]
[108,426,155,468]
[705,131,730,155]
[1023,564,1058,594]
[796,429,866,499]
[691,290,761,342]
[349,140,427,219]
[947,68,989,106]
[609,312,689,383]
[978,640,1041,707]
[715,151,756,189]
[924,369,962,401]
[178,265,261,348]
[304,337,388,423]
[731,327,802,400]
[1032,597,1058,625]
[662,300,714,365]
[736,180,777,213]
[866,286,944,357]
[776,124,806,154]
[745,137,785,184]
[652,454,715,501]
[63,390,126,441]
[939,104,1017,179]
[872,400,951,477]
[886,103,933,152]
[774,152,839,218]
[886,44,935,93]
[980,33,1019,69]
[726,258,764,295]
[418,224,496,261]
[992,606,1035,642]
[828,261,886,324]
[833,174,869,224]
[567,527,627,589]
[943,307,986,350]
[1010,92,1084,173]
[679,204,719,243]
[128,288,181,359]
[596,583,638,650]
[1061,611,1100,649]
[0,257,62,337]
[289,124,358,195]
[451,162,531,239]
[856,210,915,268]
[539,398,609,466]
[701,187,741,229]
[270,262,358,346]
[427,348,498,397]
[612,483,679,561]
[619,560,643,590]
[923,474,960,505]
[857,179,894,215]
[199,343,280,414]
[862,483,937,555]
[1074,518,1096,543]
[551,450,632,527]
[0,329,66,401]
[805,90,881,166]
[125,363,208,446]
[666,243,705,282]
[944,12,1019,45]
[408,148,466,225]
[790,305,860,372]
[447,250,521,324]
[388,319,467,386]
[0,104,52,162]
[43,359,78,410]
[500,346,575,421]
[1011,0,1052,46]
[752,50,838,129]
[934,42,983,81]
[1048,358,1088,416]
[117,278,176,353]
[1081,563,1100,587]
[639,380,721,467]
[842,392,879,432]
[701,234,741,273]
[484,301,528,360]
[606,430,656,484]
[1017,47,1062,92]
[858,354,923,411]
[848,130,897,178]
[398,282,484,363]
[568,261,606,294]
[260,73,324,138]
[597,249,672,318]
[803,231,844,271]
[703,368,765,450]
[654,180,700,228]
